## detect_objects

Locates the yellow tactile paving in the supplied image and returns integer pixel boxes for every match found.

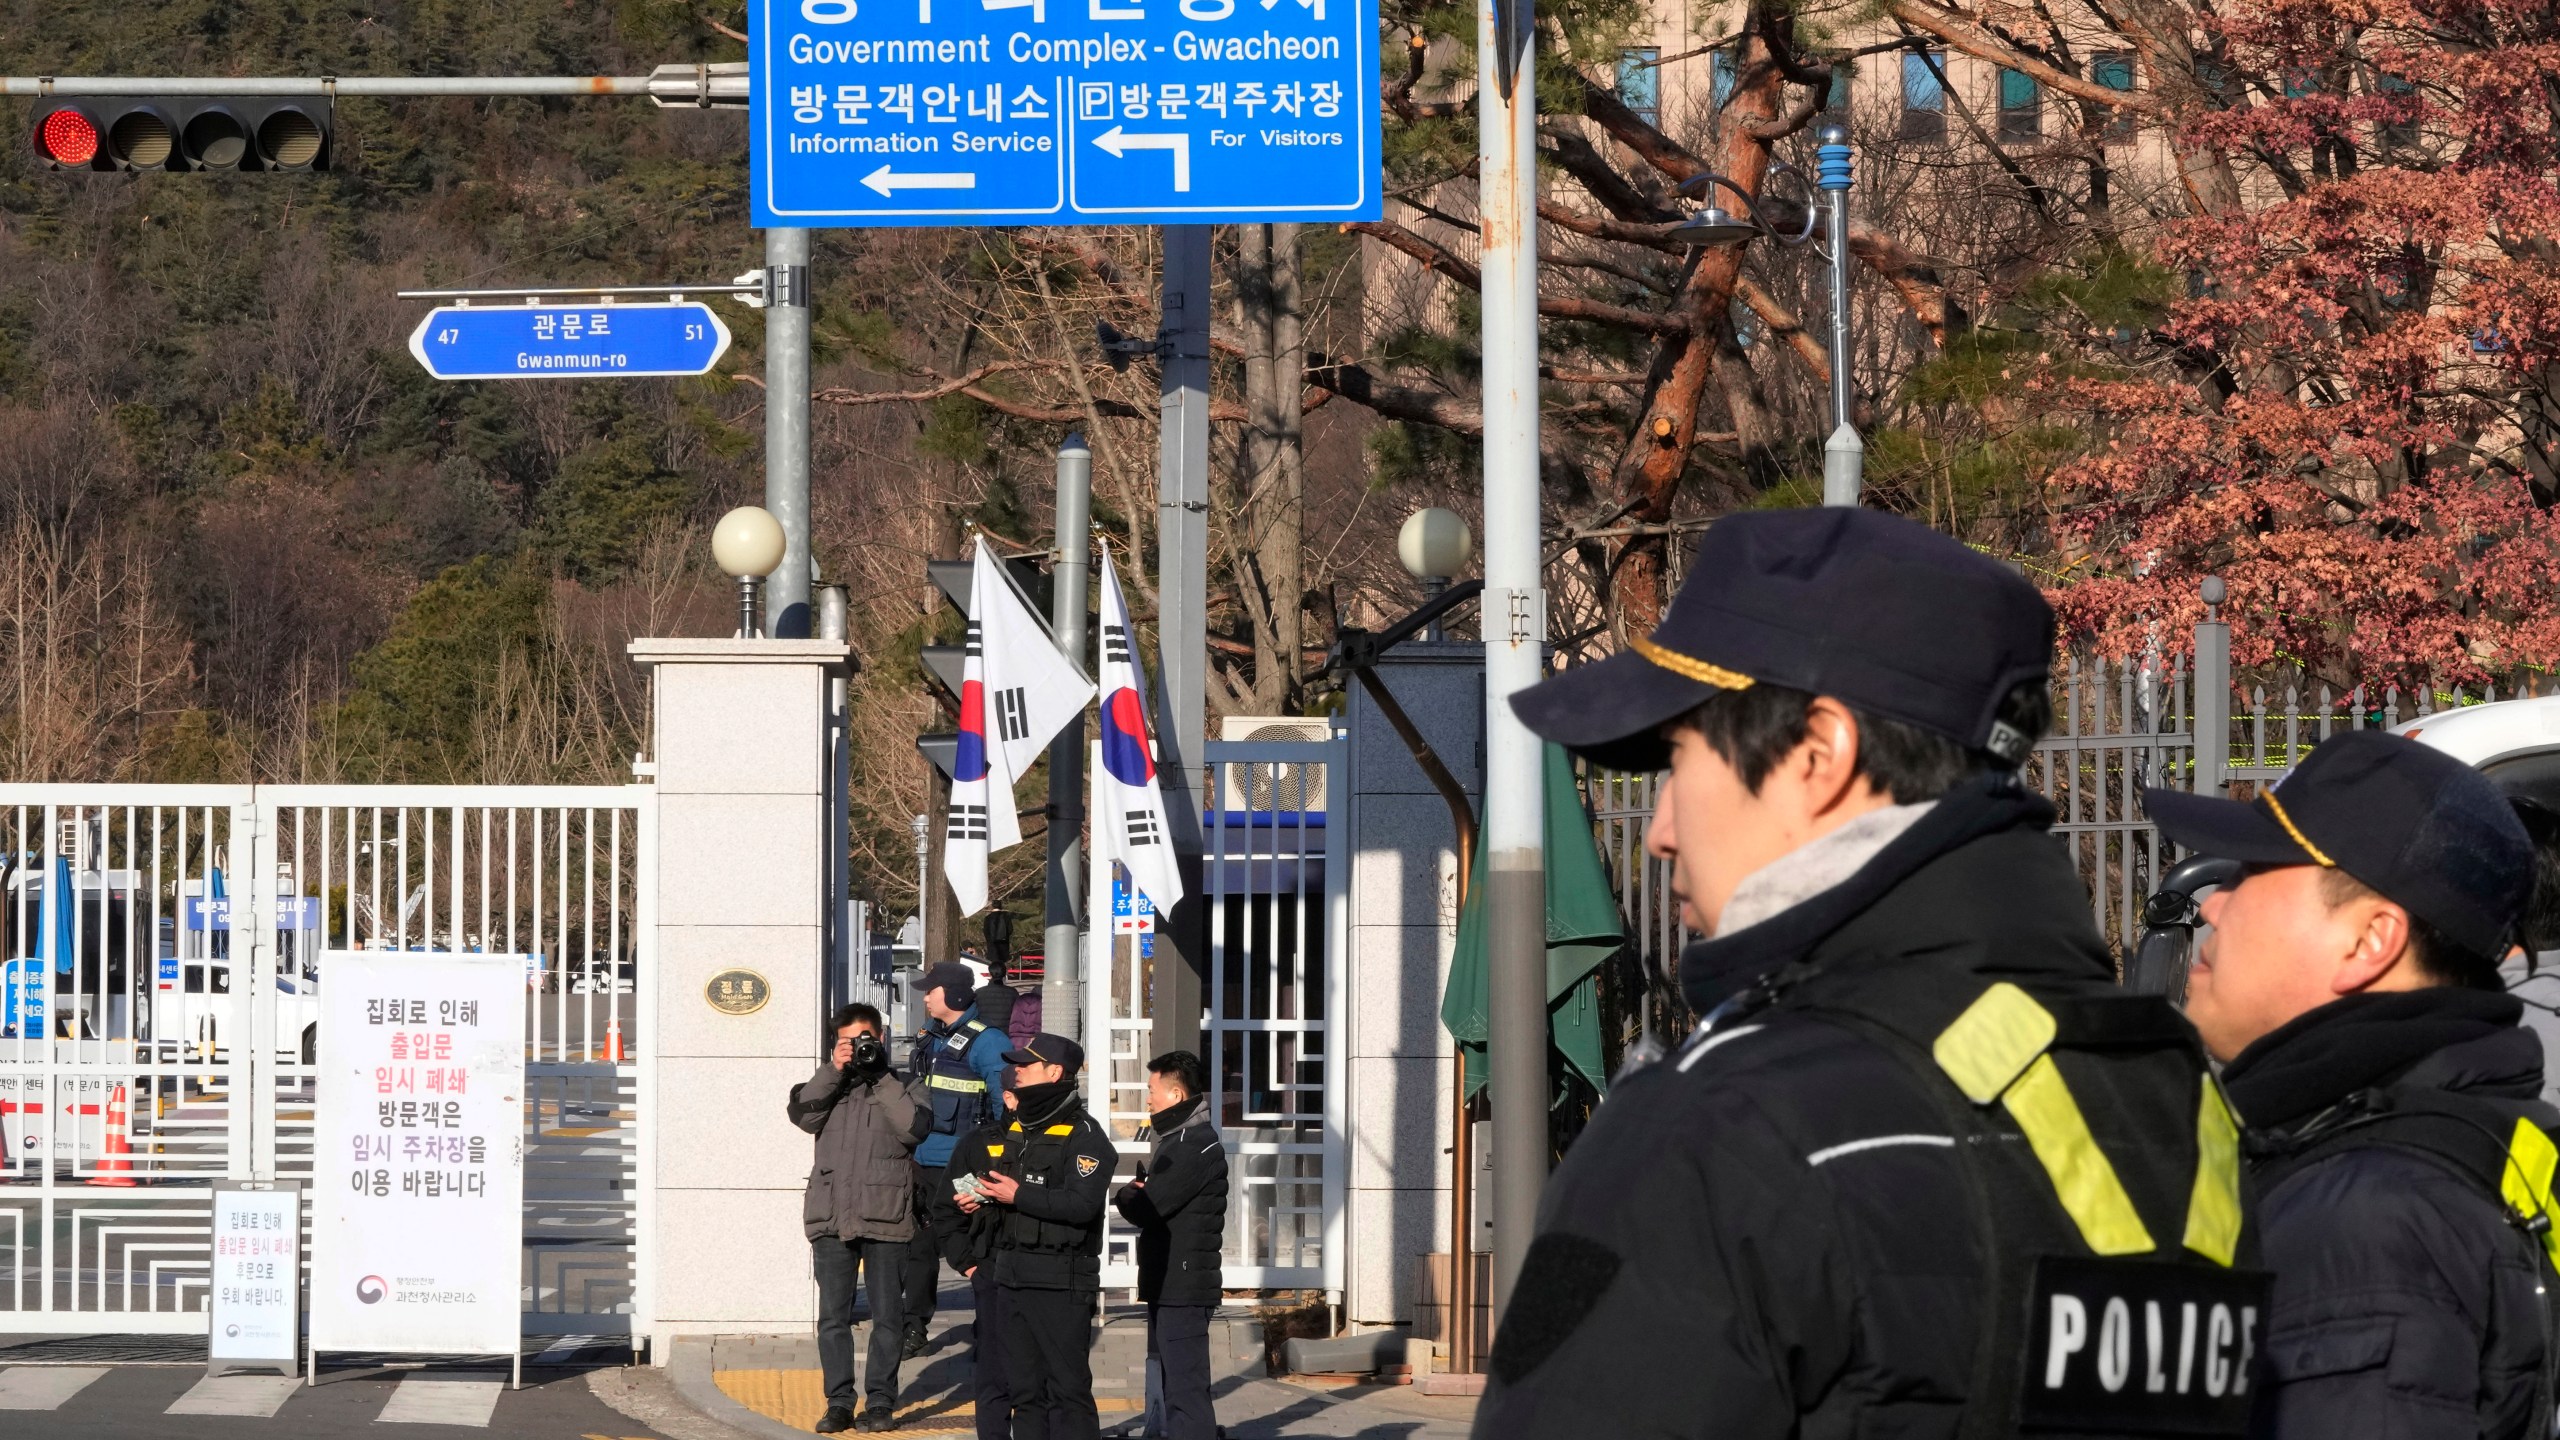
[714,1368,1142,1436]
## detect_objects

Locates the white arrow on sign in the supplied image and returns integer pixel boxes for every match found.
[860,165,978,197]
[1091,127,1192,193]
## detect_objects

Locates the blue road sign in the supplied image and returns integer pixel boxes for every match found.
[749,0,1380,226]
[407,302,732,381]
[184,896,322,931]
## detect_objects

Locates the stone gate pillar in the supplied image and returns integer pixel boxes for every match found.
[629,638,852,1357]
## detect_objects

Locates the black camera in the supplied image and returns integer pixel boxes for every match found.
[851,1034,890,1075]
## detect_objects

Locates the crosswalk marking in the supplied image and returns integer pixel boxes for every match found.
[0,1366,108,1410]
[169,1372,303,1417]
[376,1375,505,1427]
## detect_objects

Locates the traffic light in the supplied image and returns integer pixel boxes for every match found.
[32,99,332,173]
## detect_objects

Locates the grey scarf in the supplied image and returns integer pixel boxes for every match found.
[1714,800,1938,938]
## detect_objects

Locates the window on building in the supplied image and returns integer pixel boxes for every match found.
[1618,48,1662,124]
[1900,50,1947,141]
[2375,69,2416,151]
[1711,47,1739,112]
[2195,57,2235,104]
[1998,67,2042,141]
[2092,51,2136,142]
[1825,61,1851,114]
[2376,252,2427,313]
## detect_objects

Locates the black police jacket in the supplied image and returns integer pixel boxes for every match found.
[1113,1095,1228,1306]
[928,1114,1013,1272]
[988,1092,1118,1292]
[1477,775,2258,1439]
[2223,990,2560,1440]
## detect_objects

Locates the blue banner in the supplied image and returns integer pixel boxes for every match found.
[184,896,321,932]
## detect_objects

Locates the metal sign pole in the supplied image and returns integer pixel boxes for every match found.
[1046,437,1094,1041]
[1153,227,1213,1058]
[763,229,813,638]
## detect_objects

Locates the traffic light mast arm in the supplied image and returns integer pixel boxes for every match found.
[2,64,746,105]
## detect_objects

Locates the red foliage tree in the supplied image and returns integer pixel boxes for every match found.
[2042,0,2560,685]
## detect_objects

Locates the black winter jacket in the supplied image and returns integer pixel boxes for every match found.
[1113,1095,1228,1306]
[988,1088,1118,1292]
[929,1112,1013,1273]
[1476,775,2248,1439]
[2223,990,2557,1440]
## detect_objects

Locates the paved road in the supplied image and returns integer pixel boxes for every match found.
[0,1362,679,1440]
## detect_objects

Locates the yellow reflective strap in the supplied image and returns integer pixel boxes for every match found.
[1044,1123,1075,1135]
[1932,983,2058,1103]
[2501,1118,2560,1271]
[929,1074,988,1093]
[2182,1077,2243,1266]
[2003,1054,2158,1256]
[987,1142,1006,1156]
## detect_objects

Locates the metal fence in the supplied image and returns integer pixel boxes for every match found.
[0,783,648,1335]
[1583,642,2548,990]
[1087,737,1346,1294]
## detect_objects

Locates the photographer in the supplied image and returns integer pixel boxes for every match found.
[791,1003,928,1434]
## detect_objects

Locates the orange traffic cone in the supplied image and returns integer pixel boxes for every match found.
[88,1085,136,1187]
[601,1013,626,1063]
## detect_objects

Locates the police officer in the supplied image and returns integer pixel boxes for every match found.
[972,1033,1115,1440]
[1112,1050,1227,1440]
[1480,508,2259,1436]
[934,1085,1020,1440]
[2144,731,2556,1437]
[907,961,1008,1355]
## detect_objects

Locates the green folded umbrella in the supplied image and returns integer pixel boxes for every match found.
[1442,741,1627,1103]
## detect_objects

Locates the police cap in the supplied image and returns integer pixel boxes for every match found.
[1002,1032,1084,1078]
[1510,508,2055,771]
[2144,728,2533,961]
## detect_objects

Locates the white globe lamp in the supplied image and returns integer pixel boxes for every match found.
[713,505,788,637]
[1397,507,1474,640]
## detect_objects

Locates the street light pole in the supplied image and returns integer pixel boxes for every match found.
[1478,0,1549,1323]
[1817,125,1862,507]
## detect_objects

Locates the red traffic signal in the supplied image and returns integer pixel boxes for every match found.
[35,107,100,167]
[32,99,331,173]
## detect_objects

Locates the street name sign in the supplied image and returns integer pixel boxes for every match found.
[407,301,731,380]
[749,0,1380,226]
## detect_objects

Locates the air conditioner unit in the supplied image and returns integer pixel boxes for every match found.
[1215,716,1333,813]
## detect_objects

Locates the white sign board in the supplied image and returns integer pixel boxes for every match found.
[311,954,525,1357]
[209,1181,301,1374]
[0,1041,135,1167]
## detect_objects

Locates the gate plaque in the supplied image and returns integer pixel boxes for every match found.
[705,969,771,1016]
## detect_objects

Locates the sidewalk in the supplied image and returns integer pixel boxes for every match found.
[667,1288,1476,1439]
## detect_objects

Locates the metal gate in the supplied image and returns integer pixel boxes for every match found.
[0,783,651,1336]
[1086,737,1347,1294]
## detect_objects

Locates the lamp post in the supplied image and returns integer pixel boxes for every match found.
[1671,124,1863,506]
[1393,504,1488,1369]
[712,505,788,637]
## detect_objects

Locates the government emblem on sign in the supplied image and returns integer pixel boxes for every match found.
[705,969,772,1016]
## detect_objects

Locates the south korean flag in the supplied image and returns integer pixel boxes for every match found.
[945,534,1094,916]
[1088,539,1185,918]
